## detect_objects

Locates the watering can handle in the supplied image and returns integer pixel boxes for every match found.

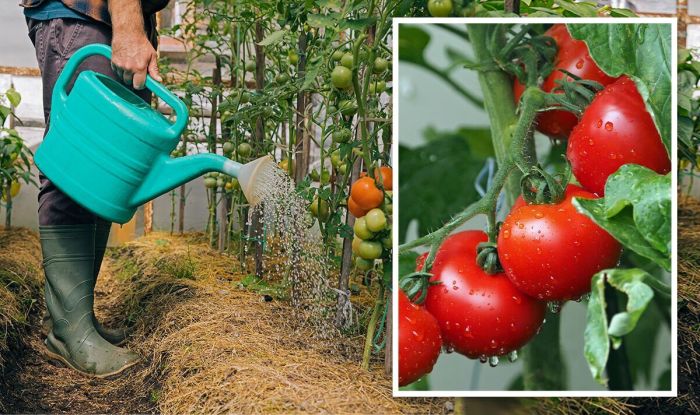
[53,43,188,139]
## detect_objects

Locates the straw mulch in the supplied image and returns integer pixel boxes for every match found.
[2,230,445,414]
[0,227,42,373]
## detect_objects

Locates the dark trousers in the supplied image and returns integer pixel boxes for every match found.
[26,17,154,226]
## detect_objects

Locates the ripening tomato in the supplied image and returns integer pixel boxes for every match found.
[374,166,393,191]
[351,177,384,210]
[513,24,617,139]
[347,196,368,218]
[421,231,546,359]
[498,185,622,302]
[398,290,442,386]
[567,76,671,195]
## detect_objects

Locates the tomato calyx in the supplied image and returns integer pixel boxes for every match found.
[544,70,606,117]
[399,271,434,305]
[495,27,558,88]
[519,163,570,205]
[476,241,502,275]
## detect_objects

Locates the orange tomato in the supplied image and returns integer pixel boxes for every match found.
[351,177,384,210]
[348,196,369,218]
[374,166,392,191]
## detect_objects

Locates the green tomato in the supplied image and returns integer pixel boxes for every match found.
[223,142,235,154]
[373,57,389,74]
[338,163,347,176]
[332,128,352,143]
[353,216,374,240]
[310,169,320,181]
[320,170,331,185]
[239,91,251,104]
[245,60,256,71]
[204,177,217,189]
[216,178,225,188]
[238,142,252,158]
[331,66,353,89]
[275,73,290,84]
[369,80,386,95]
[352,236,362,255]
[428,0,452,16]
[327,105,337,115]
[355,256,374,271]
[340,52,354,69]
[309,197,330,221]
[364,208,387,232]
[338,100,357,116]
[330,150,342,168]
[382,234,392,250]
[231,177,240,190]
[332,50,344,62]
[288,50,299,65]
[358,240,383,260]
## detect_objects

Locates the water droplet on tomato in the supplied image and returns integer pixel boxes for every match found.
[412,330,424,341]
[512,295,522,304]
[548,301,562,314]
[575,59,584,69]
[535,212,544,219]
[489,356,500,367]
[596,119,603,128]
[518,222,524,229]
[605,121,613,131]
[465,326,474,339]
[479,355,488,364]
[490,339,498,349]
[588,139,594,146]
[503,230,510,239]
[508,350,518,362]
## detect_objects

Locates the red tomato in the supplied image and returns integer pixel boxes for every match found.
[398,290,442,386]
[423,231,546,359]
[514,24,617,139]
[567,76,671,195]
[374,166,393,191]
[498,185,622,302]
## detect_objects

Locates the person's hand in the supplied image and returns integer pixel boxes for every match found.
[111,33,161,90]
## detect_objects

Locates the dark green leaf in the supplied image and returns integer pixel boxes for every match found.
[399,128,492,243]
[573,165,671,271]
[398,25,431,66]
[568,24,672,155]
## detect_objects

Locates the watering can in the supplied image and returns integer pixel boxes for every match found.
[34,43,274,224]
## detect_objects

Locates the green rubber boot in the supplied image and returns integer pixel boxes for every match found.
[41,221,129,345]
[41,224,140,377]
[92,220,129,345]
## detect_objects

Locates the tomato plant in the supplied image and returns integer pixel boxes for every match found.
[399,22,671,392]
[157,0,401,375]
[0,88,35,229]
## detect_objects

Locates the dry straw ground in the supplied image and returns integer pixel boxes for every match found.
[0,230,443,414]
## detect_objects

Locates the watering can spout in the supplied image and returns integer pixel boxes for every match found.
[129,154,275,208]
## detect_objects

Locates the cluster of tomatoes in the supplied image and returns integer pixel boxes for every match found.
[348,167,393,271]
[399,24,671,387]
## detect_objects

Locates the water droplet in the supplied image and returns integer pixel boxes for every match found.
[464,326,474,339]
[518,222,524,229]
[412,330,424,341]
[479,355,488,364]
[489,356,500,367]
[605,121,613,131]
[444,344,455,354]
[588,139,594,146]
[575,59,584,69]
[503,230,510,239]
[512,295,522,304]
[508,350,518,362]
[596,119,603,128]
[490,339,498,349]
[535,212,544,219]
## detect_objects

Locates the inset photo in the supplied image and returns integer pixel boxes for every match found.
[394,18,675,395]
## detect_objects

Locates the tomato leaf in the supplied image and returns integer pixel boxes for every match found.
[258,30,286,46]
[572,165,671,271]
[567,24,672,155]
[5,89,21,108]
[398,25,431,66]
[398,128,492,243]
[584,268,671,385]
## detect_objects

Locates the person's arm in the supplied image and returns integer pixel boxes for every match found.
[108,0,161,90]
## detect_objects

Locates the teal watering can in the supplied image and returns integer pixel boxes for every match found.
[35,43,274,224]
